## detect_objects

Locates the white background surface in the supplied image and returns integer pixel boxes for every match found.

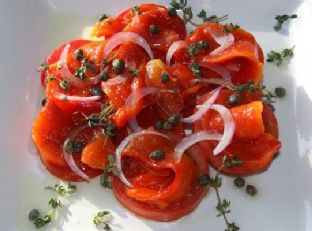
[0,0,312,230]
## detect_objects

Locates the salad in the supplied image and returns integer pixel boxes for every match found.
[31,2,282,228]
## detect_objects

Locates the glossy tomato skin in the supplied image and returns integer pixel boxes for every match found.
[194,90,281,176]
[41,40,91,87]
[111,130,208,221]
[32,101,102,181]
[44,40,107,114]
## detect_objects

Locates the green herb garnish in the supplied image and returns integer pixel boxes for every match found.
[100,155,117,188]
[274,14,297,31]
[266,46,295,66]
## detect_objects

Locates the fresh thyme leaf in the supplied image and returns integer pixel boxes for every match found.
[63,138,84,154]
[222,155,243,169]
[197,9,228,23]
[93,210,112,230]
[274,14,297,31]
[46,75,57,82]
[59,80,70,90]
[216,199,231,217]
[223,23,240,33]
[84,102,115,128]
[189,62,202,77]
[33,214,52,229]
[100,154,117,188]
[48,198,62,209]
[266,46,295,66]
[39,63,49,72]
[98,14,108,22]
[226,222,240,231]
[132,6,142,16]
[45,183,77,197]
[187,40,210,57]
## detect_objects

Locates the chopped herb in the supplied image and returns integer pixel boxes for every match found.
[93,210,111,230]
[161,72,170,83]
[266,46,295,66]
[33,214,52,229]
[223,23,240,33]
[84,102,115,128]
[63,138,84,154]
[39,63,49,72]
[45,183,77,197]
[189,62,202,77]
[28,209,40,221]
[129,69,139,77]
[274,14,297,31]
[98,14,108,22]
[216,199,231,217]
[197,9,228,23]
[100,155,117,188]
[112,59,125,74]
[90,86,103,96]
[41,97,47,106]
[59,80,70,90]
[46,75,57,82]
[246,185,257,196]
[104,121,116,138]
[132,6,142,16]
[48,198,61,209]
[74,49,84,61]
[198,174,210,187]
[187,40,210,57]
[275,87,286,97]
[168,114,180,125]
[162,121,173,130]
[167,7,177,17]
[234,177,245,188]
[222,155,243,169]
[150,150,165,160]
[149,24,160,35]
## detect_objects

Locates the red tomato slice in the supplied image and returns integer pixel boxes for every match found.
[41,40,90,87]
[32,101,102,181]
[112,132,208,221]
[194,90,281,176]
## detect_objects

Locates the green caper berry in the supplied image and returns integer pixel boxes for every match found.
[154,120,164,129]
[167,7,177,17]
[100,70,109,81]
[162,122,173,130]
[234,177,245,188]
[90,86,103,96]
[112,59,125,74]
[161,72,170,83]
[28,209,40,221]
[59,80,70,90]
[275,87,286,97]
[41,97,47,106]
[228,93,240,105]
[150,150,165,160]
[246,185,257,196]
[168,114,180,125]
[198,174,210,187]
[97,14,108,22]
[74,49,84,61]
[149,24,160,35]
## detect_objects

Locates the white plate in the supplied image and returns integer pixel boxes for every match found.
[1,0,312,230]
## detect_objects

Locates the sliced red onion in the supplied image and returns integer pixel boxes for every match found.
[174,131,222,161]
[62,124,90,181]
[116,130,170,187]
[208,29,234,56]
[200,62,232,82]
[54,93,101,102]
[193,78,234,90]
[103,32,154,59]
[102,75,128,86]
[210,104,235,155]
[58,44,100,88]
[181,86,222,123]
[124,87,159,132]
[166,40,187,66]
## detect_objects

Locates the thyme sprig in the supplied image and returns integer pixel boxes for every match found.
[170,0,228,26]
[29,183,77,229]
[93,210,112,230]
[100,155,118,188]
[199,155,243,231]
[273,14,297,31]
[266,46,295,66]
